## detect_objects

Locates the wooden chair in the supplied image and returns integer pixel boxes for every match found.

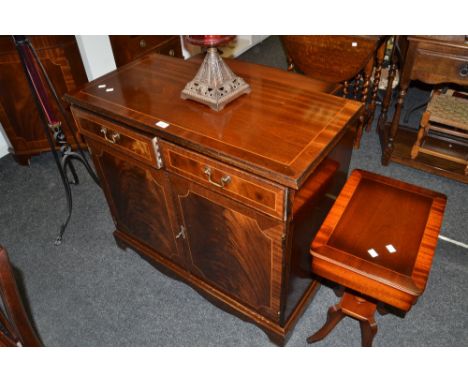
[0,246,42,346]
[411,89,468,175]
[306,170,446,346]
[281,36,388,148]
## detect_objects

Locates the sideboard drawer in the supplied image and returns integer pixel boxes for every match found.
[153,36,182,58]
[411,45,468,86]
[162,142,286,220]
[122,35,170,57]
[72,108,159,167]
[110,35,183,67]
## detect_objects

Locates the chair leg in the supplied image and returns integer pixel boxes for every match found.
[367,42,386,132]
[354,59,373,149]
[411,111,431,159]
[354,115,365,149]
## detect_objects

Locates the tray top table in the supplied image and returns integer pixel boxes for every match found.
[307,169,446,346]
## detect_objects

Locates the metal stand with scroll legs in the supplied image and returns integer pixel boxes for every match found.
[13,36,100,245]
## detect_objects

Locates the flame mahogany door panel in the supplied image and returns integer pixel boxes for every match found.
[85,138,185,267]
[169,172,285,322]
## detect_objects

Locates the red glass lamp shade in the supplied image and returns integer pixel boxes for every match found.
[185,35,235,47]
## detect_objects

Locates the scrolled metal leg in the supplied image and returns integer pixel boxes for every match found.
[14,35,101,245]
[64,151,100,186]
[53,149,74,246]
[65,159,79,185]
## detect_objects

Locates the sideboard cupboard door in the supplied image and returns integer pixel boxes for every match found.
[86,139,185,267]
[169,173,285,322]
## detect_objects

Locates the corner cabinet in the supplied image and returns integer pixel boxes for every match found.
[66,54,362,345]
[0,36,87,165]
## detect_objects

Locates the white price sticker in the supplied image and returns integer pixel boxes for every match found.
[386,244,397,253]
[155,121,170,129]
[367,249,379,258]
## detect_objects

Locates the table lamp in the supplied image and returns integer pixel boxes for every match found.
[181,35,251,111]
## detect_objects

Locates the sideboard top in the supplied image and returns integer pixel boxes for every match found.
[66,54,362,189]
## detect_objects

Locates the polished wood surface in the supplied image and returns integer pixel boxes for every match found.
[0,35,87,165]
[286,129,354,320]
[110,35,183,67]
[382,35,468,181]
[170,172,283,320]
[307,169,446,346]
[281,35,388,147]
[74,107,159,167]
[66,54,362,344]
[163,141,285,219]
[66,54,361,190]
[0,247,42,347]
[281,36,383,83]
[187,53,341,95]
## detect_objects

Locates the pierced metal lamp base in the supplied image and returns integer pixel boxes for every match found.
[181,47,251,111]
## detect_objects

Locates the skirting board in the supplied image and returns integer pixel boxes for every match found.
[0,143,8,158]
[0,124,10,158]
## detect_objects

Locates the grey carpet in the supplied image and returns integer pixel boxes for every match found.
[0,36,466,346]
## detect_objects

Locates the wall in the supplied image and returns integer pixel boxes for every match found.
[75,35,116,81]
[0,125,10,158]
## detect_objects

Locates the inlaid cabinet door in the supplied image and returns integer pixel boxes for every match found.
[86,139,185,267]
[169,173,286,322]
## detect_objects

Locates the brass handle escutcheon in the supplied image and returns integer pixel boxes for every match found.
[175,225,186,240]
[100,127,120,144]
[203,166,231,188]
[169,49,175,57]
[459,63,468,77]
[139,39,147,48]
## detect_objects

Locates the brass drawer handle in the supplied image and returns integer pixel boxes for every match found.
[459,63,468,77]
[169,49,175,57]
[203,166,231,188]
[100,127,120,144]
[139,39,147,48]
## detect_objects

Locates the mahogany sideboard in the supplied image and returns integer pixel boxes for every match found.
[0,36,88,165]
[65,54,362,345]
